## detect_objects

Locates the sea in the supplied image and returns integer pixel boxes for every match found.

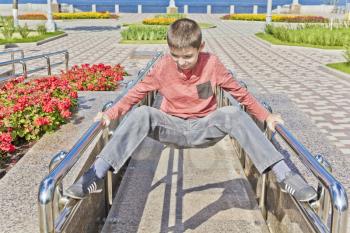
[1,0,349,13]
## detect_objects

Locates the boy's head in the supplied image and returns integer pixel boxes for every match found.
[167,18,205,71]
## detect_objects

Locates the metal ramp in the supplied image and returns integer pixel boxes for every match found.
[37,51,348,233]
[101,136,270,233]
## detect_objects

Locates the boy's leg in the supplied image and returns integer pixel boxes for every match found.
[188,105,316,202]
[66,106,188,199]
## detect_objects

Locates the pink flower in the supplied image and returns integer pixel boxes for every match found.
[34,117,51,126]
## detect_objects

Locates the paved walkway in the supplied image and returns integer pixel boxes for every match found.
[1,13,349,231]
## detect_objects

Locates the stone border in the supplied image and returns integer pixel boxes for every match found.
[0,33,68,49]
[318,64,350,81]
[254,34,345,53]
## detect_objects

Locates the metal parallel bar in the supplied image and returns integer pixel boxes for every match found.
[221,89,348,233]
[38,51,163,233]
[0,50,69,83]
[0,50,68,67]
[275,125,348,233]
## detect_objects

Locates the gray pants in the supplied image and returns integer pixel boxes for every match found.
[99,105,283,174]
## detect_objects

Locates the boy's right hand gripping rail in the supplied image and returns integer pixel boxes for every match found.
[216,82,348,233]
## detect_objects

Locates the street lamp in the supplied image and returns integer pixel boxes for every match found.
[266,0,272,24]
[45,0,56,32]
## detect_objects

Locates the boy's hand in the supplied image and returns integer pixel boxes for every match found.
[94,112,111,127]
[266,113,284,132]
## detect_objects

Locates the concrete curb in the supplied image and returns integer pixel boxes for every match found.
[254,34,345,53]
[0,33,68,49]
[318,64,350,81]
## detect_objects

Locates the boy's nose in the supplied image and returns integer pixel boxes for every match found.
[178,58,186,66]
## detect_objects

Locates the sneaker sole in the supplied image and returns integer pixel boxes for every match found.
[65,189,102,200]
[280,188,317,202]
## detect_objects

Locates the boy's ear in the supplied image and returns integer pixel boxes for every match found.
[199,42,205,52]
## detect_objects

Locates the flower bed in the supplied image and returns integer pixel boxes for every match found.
[143,17,177,25]
[0,63,126,167]
[18,13,47,20]
[0,76,78,159]
[18,12,119,20]
[60,63,125,91]
[221,14,328,23]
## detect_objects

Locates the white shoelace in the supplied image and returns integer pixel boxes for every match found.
[285,183,295,195]
[87,182,98,193]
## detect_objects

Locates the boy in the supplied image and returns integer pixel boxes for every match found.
[66,18,316,202]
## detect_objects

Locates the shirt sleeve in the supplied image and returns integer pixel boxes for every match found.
[105,58,162,120]
[214,56,269,122]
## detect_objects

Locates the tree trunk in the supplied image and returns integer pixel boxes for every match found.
[12,0,19,27]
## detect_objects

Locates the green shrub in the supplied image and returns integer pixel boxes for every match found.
[344,43,350,64]
[36,24,47,35]
[17,24,30,39]
[0,16,15,39]
[121,25,168,41]
[154,13,185,19]
[264,23,350,47]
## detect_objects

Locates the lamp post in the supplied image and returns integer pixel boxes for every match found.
[45,0,56,32]
[266,0,272,24]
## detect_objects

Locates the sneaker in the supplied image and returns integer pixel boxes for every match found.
[65,167,104,200]
[279,172,317,202]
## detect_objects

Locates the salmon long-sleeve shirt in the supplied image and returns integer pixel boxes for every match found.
[105,52,269,122]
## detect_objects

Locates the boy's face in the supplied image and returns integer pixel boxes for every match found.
[169,42,205,71]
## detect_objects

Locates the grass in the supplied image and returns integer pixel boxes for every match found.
[122,22,216,29]
[327,62,350,75]
[120,39,167,44]
[0,31,64,45]
[255,32,344,50]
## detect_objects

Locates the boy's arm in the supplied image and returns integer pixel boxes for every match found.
[214,57,269,122]
[103,60,162,121]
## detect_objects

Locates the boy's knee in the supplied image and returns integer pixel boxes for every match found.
[132,105,151,119]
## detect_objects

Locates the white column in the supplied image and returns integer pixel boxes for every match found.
[207,5,211,14]
[253,5,258,14]
[266,0,272,24]
[276,5,281,14]
[92,4,96,12]
[115,4,119,14]
[13,10,19,27]
[230,5,235,14]
[184,4,188,14]
[69,4,74,13]
[46,0,56,32]
[137,4,142,13]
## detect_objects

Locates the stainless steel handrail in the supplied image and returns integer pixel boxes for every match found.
[220,87,348,233]
[0,49,24,75]
[0,50,69,83]
[38,51,163,233]
[275,124,348,233]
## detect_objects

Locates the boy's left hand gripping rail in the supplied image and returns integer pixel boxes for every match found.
[37,51,164,233]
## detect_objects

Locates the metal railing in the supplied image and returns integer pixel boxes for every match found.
[216,85,348,233]
[38,52,347,233]
[0,49,24,75]
[0,50,69,84]
[38,51,163,233]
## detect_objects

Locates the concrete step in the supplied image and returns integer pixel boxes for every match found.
[102,136,270,233]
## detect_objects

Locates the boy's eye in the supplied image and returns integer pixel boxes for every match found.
[184,55,192,59]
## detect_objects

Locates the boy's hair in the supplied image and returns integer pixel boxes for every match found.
[167,18,202,49]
